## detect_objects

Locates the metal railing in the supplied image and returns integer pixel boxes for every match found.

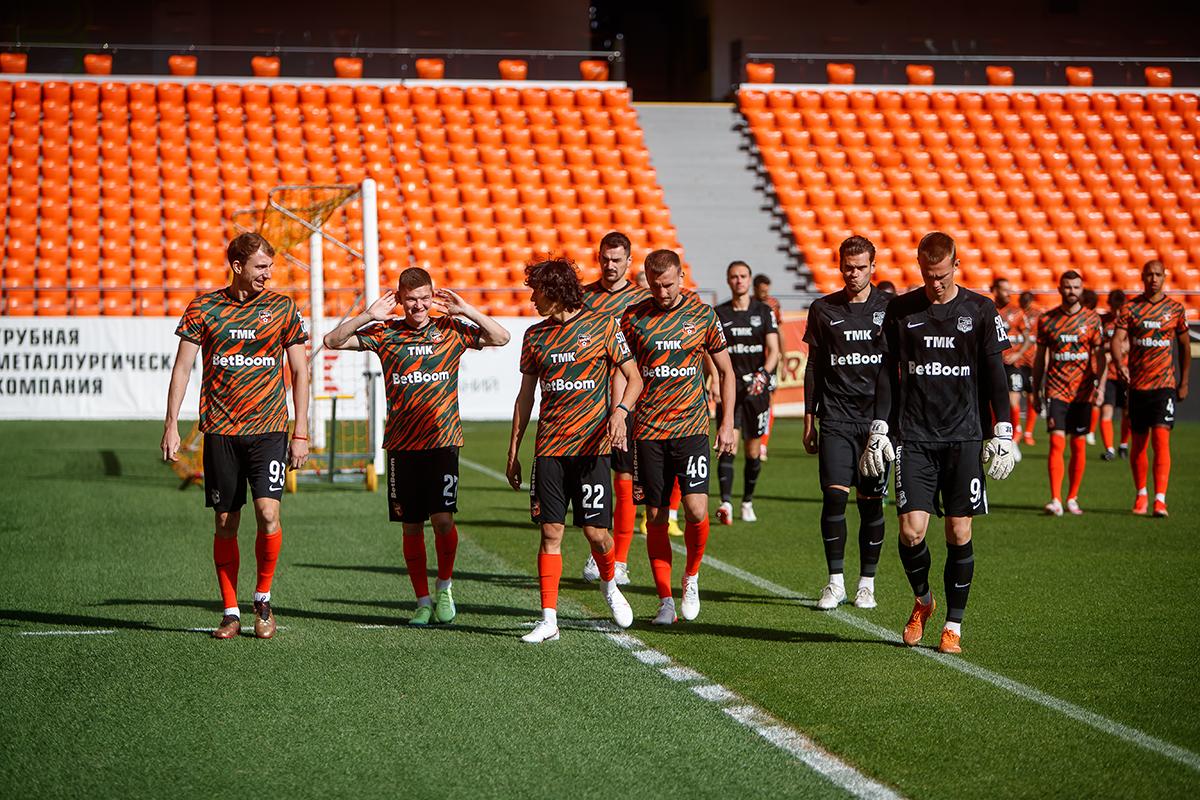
[0,41,624,82]
[736,50,1200,89]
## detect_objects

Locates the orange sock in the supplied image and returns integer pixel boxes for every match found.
[684,518,709,577]
[1009,402,1021,433]
[1120,415,1131,447]
[435,526,458,582]
[1089,406,1100,434]
[613,476,635,562]
[254,529,281,594]
[1025,407,1038,438]
[403,534,429,599]
[669,481,681,513]
[1131,431,1150,492]
[1100,418,1114,450]
[213,535,239,610]
[537,552,562,610]
[646,522,673,598]
[1048,434,1066,501]
[592,543,616,582]
[1067,437,1086,500]
[1151,427,1171,496]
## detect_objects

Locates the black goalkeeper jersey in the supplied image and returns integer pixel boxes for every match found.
[803,285,889,425]
[882,286,1010,443]
[715,298,778,393]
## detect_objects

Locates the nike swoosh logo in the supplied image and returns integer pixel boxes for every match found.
[722,321,733,326]
[585,512,600,519]
[688,480,704,488]
[954,582,971,588]
[830,319,846,326]
[907,321,925,328]
[868,539,884,546]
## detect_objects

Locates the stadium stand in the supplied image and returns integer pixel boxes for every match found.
[0,70,684,317]
[738,66,1200,317]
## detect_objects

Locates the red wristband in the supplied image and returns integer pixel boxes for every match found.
[292,435,308,441]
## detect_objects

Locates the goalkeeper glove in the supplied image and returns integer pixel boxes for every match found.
[858,420,895,478]
[748,368,771,396]
[982,422,1016,480]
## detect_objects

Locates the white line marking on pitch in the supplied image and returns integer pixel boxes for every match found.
[19,629,116,637]
[678,544,1200,774]
[660,665,704,682]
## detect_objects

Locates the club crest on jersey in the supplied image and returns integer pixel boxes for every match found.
[577,333,592,348]
[632,485,645,502]
[429,328,444,342]
[682,321,696,336]
[957,316,973,333]
[258,309,272,324]
[750,315,762,327]
[873,311,885,326]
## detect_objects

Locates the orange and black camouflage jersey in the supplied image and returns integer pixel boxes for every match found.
[1100,310,1126,381]
[621,296,727,440]
[176,288,308,436]
[520,310,632,457]
[998,305,1028,366]
[357,316,482,451]
[1114,295,1188,391]
[1019,306,1041,369]
[1037,306,1103,403]
[582,280,650,321]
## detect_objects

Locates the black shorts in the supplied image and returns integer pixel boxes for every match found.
[717,391,771,439]
[1005,364,1026,394]
[633,434,709,507]
[1103,379,1128,408]
[386,447,459,523]
[817,422,890,496]
[611,426,635,474]
[1019,365,1033,393]
[203,431,289,513]
[895,440,987,518]
[1128,388,1177,433]
[530,454,612,528]
[1045,398,1092,437]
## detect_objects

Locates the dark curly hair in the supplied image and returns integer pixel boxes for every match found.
[524,257,583,311]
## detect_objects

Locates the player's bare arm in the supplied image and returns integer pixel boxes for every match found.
[609,357,642,451]
[434,288,511,347]
[1177,327,1191,401]
[161,338,200,462]
[1111,327,1131,383]
[711,349,738,454]
[1090,338,1108,405]
[323,292,399,351]
[285,341,311,469]
[506,373,537,490]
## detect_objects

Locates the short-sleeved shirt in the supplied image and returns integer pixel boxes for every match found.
[1037,306,1103,403]
[803,285,889,425]
[1115,295,1188,391]
[881,286,1010,442]
[621,296,727,440]
[715,298,778,388]
[176,288,308,435]
[582,280,650,321]
[520,310,631,457]
[356,315,482,451]
[998,304,1028,366]
[762,294,784,325]
[1101,310,1125,380]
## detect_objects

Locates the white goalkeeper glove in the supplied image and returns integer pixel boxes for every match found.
[748,368,771,396]
[858,420,895,479]
[982,422,1016,480]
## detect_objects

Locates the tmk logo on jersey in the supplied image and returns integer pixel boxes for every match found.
[844,329,872,341]
[732,327,752,337]
[873,311,885,326]
[924,336,956,348]
[656,340,682,350]
[1142,320,1162,329]
[550,351,577,364]
[229,329,257,340]
[577,333,592,348]
[408,345,434,356]
[958,316,973,333]
[259,310,272,324]
[1057,334,1080,343]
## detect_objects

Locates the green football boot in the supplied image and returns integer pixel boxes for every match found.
[409,603,434,626]
[433,585,456,624]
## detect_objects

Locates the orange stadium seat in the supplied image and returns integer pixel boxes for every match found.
[745,62,774,84]
[334,58,363,79]
[84,54,112,75]
[827,63,855,84]
[987,66,1014,86]
[499,60,528,80]
[579,60,609,81]
[415,58,445,79]
[1,53,26,73]
[251,57,280,77]
[907,65,935,85]
[169,55,198,76]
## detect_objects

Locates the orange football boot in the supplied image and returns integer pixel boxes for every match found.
[1132,494,1149,516]
[902,597,936,646]
[1153,499,1169,518]
[938,627,962,654]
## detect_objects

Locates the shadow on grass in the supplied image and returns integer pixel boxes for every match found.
[296,563,537,590]
[0,607,189,633]
[558,577,800,607]
[646,619,878,645]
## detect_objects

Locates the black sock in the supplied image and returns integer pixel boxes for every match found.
[944,540,974,623]
[898,539,931,599]
[857,497,885,577]
[718,453,735,503]
[742,456,762,502]
[820,488,849,575]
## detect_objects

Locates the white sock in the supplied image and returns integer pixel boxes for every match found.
[944,621,961,635]
[224,607,240,618]
[542,608,558,626]
[858,576,875,592]
[828,573,845,592]
[1137,487,1148,496]
[1155,493,1166,503]
[616,561,627,570]
[435,578,452,592]
[918,591,933,606]
[668,509,679,522]
[253,591,270,604]
[416,595,432,607]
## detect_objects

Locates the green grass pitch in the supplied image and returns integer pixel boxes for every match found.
[1,418,1198,799]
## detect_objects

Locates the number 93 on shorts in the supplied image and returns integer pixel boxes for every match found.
[529,454,613,528]
[202,431,289,513]
[386,447,460,523]
[633,434,710,508]
[894,440,987,518]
